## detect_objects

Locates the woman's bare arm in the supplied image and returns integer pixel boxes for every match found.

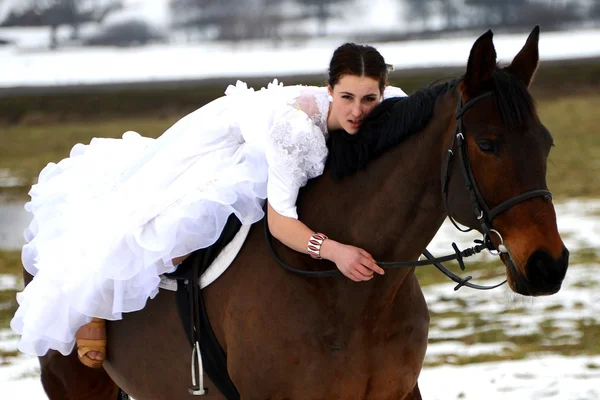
[267,202,384,281]
[267,202,316,254]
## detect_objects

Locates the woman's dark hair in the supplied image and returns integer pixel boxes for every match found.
[328,43,388,92]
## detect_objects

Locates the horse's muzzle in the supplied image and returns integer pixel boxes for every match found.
[517,246,569,296]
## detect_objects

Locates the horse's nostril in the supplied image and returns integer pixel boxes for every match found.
[535,257,550,279]
[525,248,568,288]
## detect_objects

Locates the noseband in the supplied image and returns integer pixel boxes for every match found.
[265,91,553,291]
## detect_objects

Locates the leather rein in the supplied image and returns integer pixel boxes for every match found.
[265,91,552,291]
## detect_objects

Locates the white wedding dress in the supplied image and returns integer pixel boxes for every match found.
[10,79,407,356]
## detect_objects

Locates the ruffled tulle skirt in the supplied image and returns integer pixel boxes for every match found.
[10,93,269,356]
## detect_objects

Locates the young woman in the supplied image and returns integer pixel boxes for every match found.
[10,43,407,368]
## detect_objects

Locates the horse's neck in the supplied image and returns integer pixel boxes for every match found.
[306,94,456,309]
[337,100,453,259]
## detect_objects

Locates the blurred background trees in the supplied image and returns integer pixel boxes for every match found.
[1,0,123,47]
[169,0,291,41]
[0,0,598,48]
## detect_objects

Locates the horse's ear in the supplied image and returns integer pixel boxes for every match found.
[505,25,540,88]
[462,29,497,94]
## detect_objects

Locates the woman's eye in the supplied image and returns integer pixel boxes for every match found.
[364,97,376,102]
[478,140,495,153]
[342,95,352,100]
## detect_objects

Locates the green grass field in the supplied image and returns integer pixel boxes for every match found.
[541,94,600,198]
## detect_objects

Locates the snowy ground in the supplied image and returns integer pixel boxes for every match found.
[1,24,599,89]
[1,198,599,399]
[418,256,600,399]
[419,355,600,400]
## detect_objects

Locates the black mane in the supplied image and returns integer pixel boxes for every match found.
[326,68,536,180]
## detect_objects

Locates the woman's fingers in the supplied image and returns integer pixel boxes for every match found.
[336,246,384,282]
[354,263,374,278]
[357,249,384,275]
[350,270,373,282]
[358,248,374,260]
[341,264,371,282]
[361,256,384,275]
[345,270,362,282]
[350,261,374,281]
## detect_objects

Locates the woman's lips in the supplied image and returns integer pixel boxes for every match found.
[349,120,361,129]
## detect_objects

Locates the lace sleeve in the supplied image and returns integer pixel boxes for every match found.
[265,105,328,219]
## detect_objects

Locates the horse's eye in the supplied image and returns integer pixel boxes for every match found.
[478,140,495,153]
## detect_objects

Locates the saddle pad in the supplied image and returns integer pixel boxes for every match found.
[158,223,251,291]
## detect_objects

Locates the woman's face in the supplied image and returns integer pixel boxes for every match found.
[328,75,382,134]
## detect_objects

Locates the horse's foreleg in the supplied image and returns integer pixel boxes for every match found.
[39,350,120,400]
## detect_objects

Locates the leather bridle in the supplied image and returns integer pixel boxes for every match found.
[443,91,552,253]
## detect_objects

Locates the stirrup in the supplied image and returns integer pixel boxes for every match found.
[189,341,208,395]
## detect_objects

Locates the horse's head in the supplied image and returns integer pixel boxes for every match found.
[444,26,568,296]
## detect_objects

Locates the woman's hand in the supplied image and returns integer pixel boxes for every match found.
[320,240,385,282]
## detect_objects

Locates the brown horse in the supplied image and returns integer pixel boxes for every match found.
[25,26,568,399]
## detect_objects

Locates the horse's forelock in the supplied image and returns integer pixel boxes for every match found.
[492,68,537,133]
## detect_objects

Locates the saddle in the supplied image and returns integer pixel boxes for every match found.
[164,213,242,399]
